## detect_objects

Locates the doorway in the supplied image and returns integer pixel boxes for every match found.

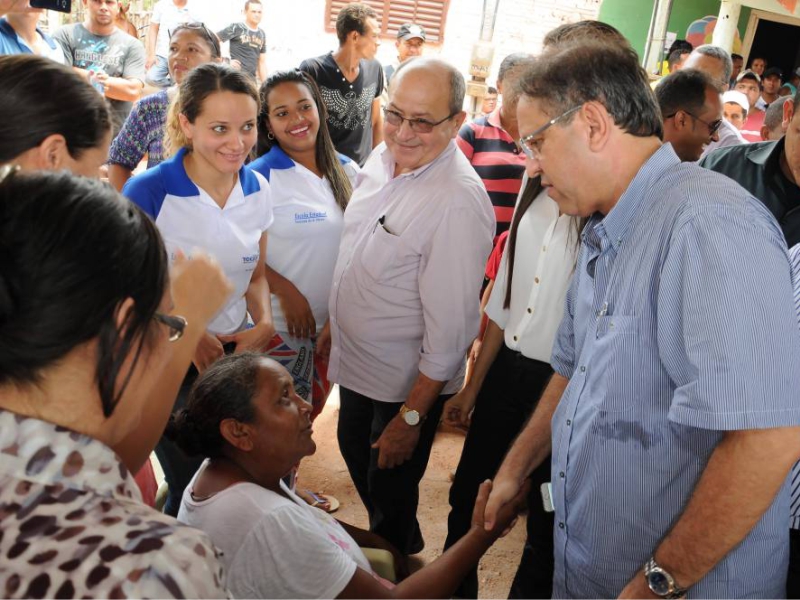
[742,9,800,77]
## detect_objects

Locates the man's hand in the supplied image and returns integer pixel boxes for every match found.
[472,479,529,540]
[371,415,421,469]
[617,572,660,599]
[145,55,156,70]
[483,473,525,531]
[230,59,242,70]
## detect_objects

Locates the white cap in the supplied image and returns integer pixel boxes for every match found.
[722,90,749,113]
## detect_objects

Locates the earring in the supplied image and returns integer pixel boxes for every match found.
[267,131,275,140]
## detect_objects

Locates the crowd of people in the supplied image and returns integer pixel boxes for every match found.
[2,0,800,598]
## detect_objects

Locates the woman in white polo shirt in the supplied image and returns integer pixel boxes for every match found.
[123,62,274,515]
[249,69,359,421]
[442,174,583,598]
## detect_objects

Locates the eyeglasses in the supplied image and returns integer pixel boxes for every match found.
[383,107,457,133]
[664,110,722,136]
[518,105,582,160]
[153,312,188,342]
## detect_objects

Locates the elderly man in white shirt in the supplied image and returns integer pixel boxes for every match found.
[324,56,495,555]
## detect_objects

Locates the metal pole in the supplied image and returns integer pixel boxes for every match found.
[642,0,675,74]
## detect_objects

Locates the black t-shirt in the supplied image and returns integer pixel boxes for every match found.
[217,22,265,79]
[299,52,384,166]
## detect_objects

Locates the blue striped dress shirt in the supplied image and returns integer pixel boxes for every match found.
[550,144,800,598]
[789,244,800,530]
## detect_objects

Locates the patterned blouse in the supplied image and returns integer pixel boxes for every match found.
[108,89,170,170]
[0,409,229,598]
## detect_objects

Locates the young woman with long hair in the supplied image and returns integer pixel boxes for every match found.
[123,62,275,516]
[248,69,359,421]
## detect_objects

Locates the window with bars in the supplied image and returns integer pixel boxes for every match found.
[324,0,451,44]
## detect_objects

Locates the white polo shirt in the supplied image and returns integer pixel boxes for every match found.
[123,147,273,335]
[248,146,359,336]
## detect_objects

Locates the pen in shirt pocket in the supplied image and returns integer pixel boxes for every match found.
[375,214,396,235]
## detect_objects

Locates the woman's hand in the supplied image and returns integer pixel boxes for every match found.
[218,320,275,354]
[275,280,316,340]
[170,251,233,327]
[316,320,332,359]
[443,386,478,430]
[193,331,225,372]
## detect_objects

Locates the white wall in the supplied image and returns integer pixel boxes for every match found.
[246,0,601,81]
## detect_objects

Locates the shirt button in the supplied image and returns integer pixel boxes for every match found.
[558,522,565,529]
[534,277,540,284]
[527,307,533,314]
[513,335,518,342]
[559,471,565,478]
[566,419,572,426]
[542,245,547,252]
[580,366,586,372]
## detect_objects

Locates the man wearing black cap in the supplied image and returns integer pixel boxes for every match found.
[757,66,783,110]
[383,23,425,90]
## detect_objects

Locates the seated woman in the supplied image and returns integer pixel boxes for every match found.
[0,167,232,597]
[169,354,526,599]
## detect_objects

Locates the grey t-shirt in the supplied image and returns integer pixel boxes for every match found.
[53,23,146,133]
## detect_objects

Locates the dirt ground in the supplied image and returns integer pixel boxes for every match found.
[297,387,525,599]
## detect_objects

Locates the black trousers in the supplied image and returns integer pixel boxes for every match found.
[788,528,800,598]
[337,386,448,555]
[444,344,555,599]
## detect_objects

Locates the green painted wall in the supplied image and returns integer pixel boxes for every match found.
[599,0,752,58]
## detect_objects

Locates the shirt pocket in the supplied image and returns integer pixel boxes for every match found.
[358,224,419,287]
[594,315,639,412]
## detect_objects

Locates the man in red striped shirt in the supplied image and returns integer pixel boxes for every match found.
[457,53,534,241]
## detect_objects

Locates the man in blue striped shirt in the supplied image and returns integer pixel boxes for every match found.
[485,41,800,598]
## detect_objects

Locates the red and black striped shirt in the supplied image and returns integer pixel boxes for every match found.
[456,108,526,240]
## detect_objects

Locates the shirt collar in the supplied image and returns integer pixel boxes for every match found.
[487,107,504,129]
[600,143,680,252]
[746,138,784,179]
[380,140,457,180]
[0,409,142,502]
[161,147,261,199]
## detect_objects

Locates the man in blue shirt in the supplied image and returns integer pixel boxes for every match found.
[484,40,800,598]
[0,1,64,62]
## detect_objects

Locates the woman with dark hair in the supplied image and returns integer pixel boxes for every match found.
[0,167,232,597]
[442,171,583,598]
[123,62,274,516]
[108,23,222,191]
[169,353,526,599]
[0,54,110,177]
[1,53,164,504]
[248,69,358,421]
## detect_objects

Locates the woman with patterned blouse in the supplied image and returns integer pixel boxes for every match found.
[0,167,233,598]
[108,23,220,191]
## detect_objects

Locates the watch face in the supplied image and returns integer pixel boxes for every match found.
[403,410,420,426]
[648,571,671,596]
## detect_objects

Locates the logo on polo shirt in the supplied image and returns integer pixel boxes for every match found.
[242,254,259,265]
[294,211,328,224]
